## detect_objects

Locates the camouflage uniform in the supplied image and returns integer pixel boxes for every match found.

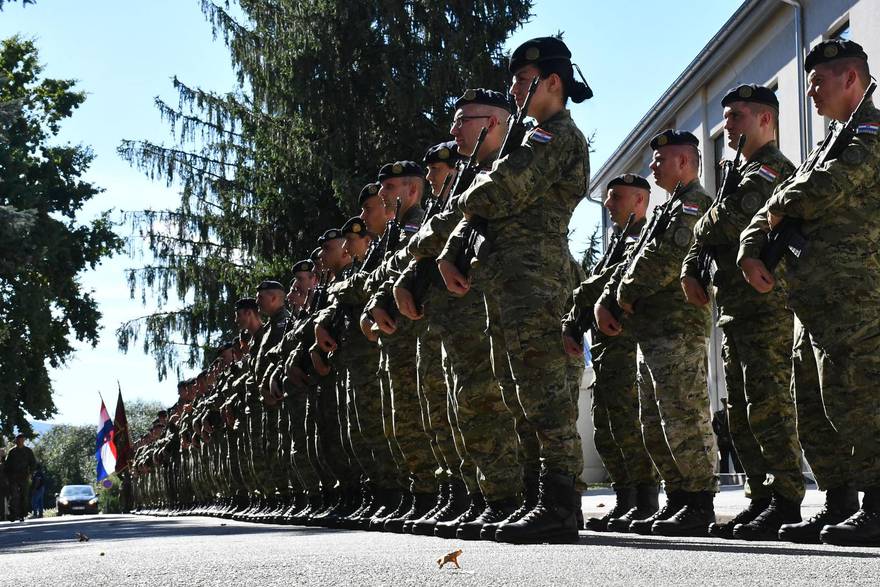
[682,141,803,503]
[441,109,588,478]
[739,100,880,491]
[565,217,658,489]
[601,179,718,494]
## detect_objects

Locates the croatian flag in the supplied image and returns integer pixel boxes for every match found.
[96,399,116,481]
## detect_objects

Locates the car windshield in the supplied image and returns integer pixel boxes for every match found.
[60,485,95,498]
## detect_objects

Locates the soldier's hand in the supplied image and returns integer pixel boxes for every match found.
[371,307,397,335]
[289,365,310,388]
[393,285,423,321]
[594,303,622,336]
[360,314,379,342]
[310,350,331,376]
[681,276,709,307]
[437,259,470,296]
[617,299,635,316]
[768,211,783,229]
[562,333,584,358]
[740,257,776,294]
[315,324,338,353]
[269,376,284,401]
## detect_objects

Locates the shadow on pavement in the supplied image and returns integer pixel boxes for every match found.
[0,514,354,553]
[576,532,880,559]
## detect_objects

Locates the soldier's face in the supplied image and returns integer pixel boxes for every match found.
[649,147,683,192]
[510,65,542,109]
[292,272,316,306]
[321,238,349,272]
[425,162,454,197]
[450,104,487,157]
[343,234,371,261]
[379,178,406,215]
[604,186,646,226]
[360,195,386,234]
[723,102,759,150]
[807,64,850,121]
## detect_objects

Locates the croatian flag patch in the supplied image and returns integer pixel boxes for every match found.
[404,223,420,233]
[530,128,554,144]
[757,165,780,182]
[857,122,879,135]
[682,202,701,216]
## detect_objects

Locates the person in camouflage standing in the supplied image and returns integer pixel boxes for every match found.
[595,129,717,537]
[680,84,803,541]
[437,37,592,544]
[563,173,660,533]
[738,39,880,547]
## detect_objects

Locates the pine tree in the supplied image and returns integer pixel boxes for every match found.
[118,0,533,378]
[0,37,122,436]
[580,223,603,275]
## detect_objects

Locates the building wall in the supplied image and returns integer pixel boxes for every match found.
[576,0,877,481]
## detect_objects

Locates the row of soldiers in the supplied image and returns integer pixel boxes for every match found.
[563,37,879,548]
[130,35,592,545]
[129,36,880,548]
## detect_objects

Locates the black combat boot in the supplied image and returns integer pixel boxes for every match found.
[434,493,486,539]
[339,483,373,530]
[362,488,400,531]
[779,486,859,543]
[352,486,391,530]
[291,492,323,525]
[820,489,880,546]
[457,498,520,540]
[370,490,410,532]
[479,472,539,541]
[495,471,580,544]
[405,483,449,534]
[629,490,687,534]
[608,484,660,533]
[412,478,468,536]
[384,492,437,533]
[733,494,801,541]
[652,491,715,537]
[585,486,636,532]
[707,497,770,539]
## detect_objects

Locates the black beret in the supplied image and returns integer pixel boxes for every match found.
[157,410,167,417]
[234,297,258,311]
[805,39,868,72]
[509,36,572,73]
[721,84,778,109]
[14,433,25,440]
[453,89,514,114]
[423,141,461,165]
[318,228,344,245]
[309,247,321,261]
[377,160,424,182]
[292,259,315,273]
[607,173,650,191]
[650,129,700,150]
[358,182,381,205]
[256,280,284,292]
[341,216,368,237]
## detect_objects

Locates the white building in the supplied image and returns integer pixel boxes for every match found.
[577,0,879,482]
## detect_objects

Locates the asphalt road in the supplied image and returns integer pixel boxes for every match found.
[1,507,878,586]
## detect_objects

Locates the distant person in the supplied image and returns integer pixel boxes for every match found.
[0,447,8,521]
[31,467,45,518]
[4,434,37,522]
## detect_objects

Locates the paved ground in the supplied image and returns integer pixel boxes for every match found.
[0,488,877,586]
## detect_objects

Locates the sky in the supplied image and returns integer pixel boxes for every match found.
[0,0,743,427]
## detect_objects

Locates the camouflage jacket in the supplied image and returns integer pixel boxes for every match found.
[682,141,794,326]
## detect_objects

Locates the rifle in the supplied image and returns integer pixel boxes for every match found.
[423,173,454,221]
[361,198,402,273]
[609,181,685,319]
[456,77,541,276]
[761,80,877,271]
[696,133,746,288]
[591,213,636,277]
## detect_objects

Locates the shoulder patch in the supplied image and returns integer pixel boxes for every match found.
[682,202,701,216]
[740,192,763,215]
[673,226,692,247]
[404,223,420,233]
[757,165,780,182]
[529,127,554,144]
[856,122,879,135]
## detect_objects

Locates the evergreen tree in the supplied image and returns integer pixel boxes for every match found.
[118,0,533,378]
[0,37,122,436]
[580,223,603,275]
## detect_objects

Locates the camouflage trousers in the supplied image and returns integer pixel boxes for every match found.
[431,287,520,500]
[591,336,658,488]
[484,266,584,478]
[721,316,804,502]
[313,372,360,491]
[304,383,337,490]
[282,381,322,493]
[636,332,718,493]
[793,307,880,489]
[337,338,403,491]
[380,320,440,494]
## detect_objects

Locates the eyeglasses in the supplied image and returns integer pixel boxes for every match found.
[452,115,491,129]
